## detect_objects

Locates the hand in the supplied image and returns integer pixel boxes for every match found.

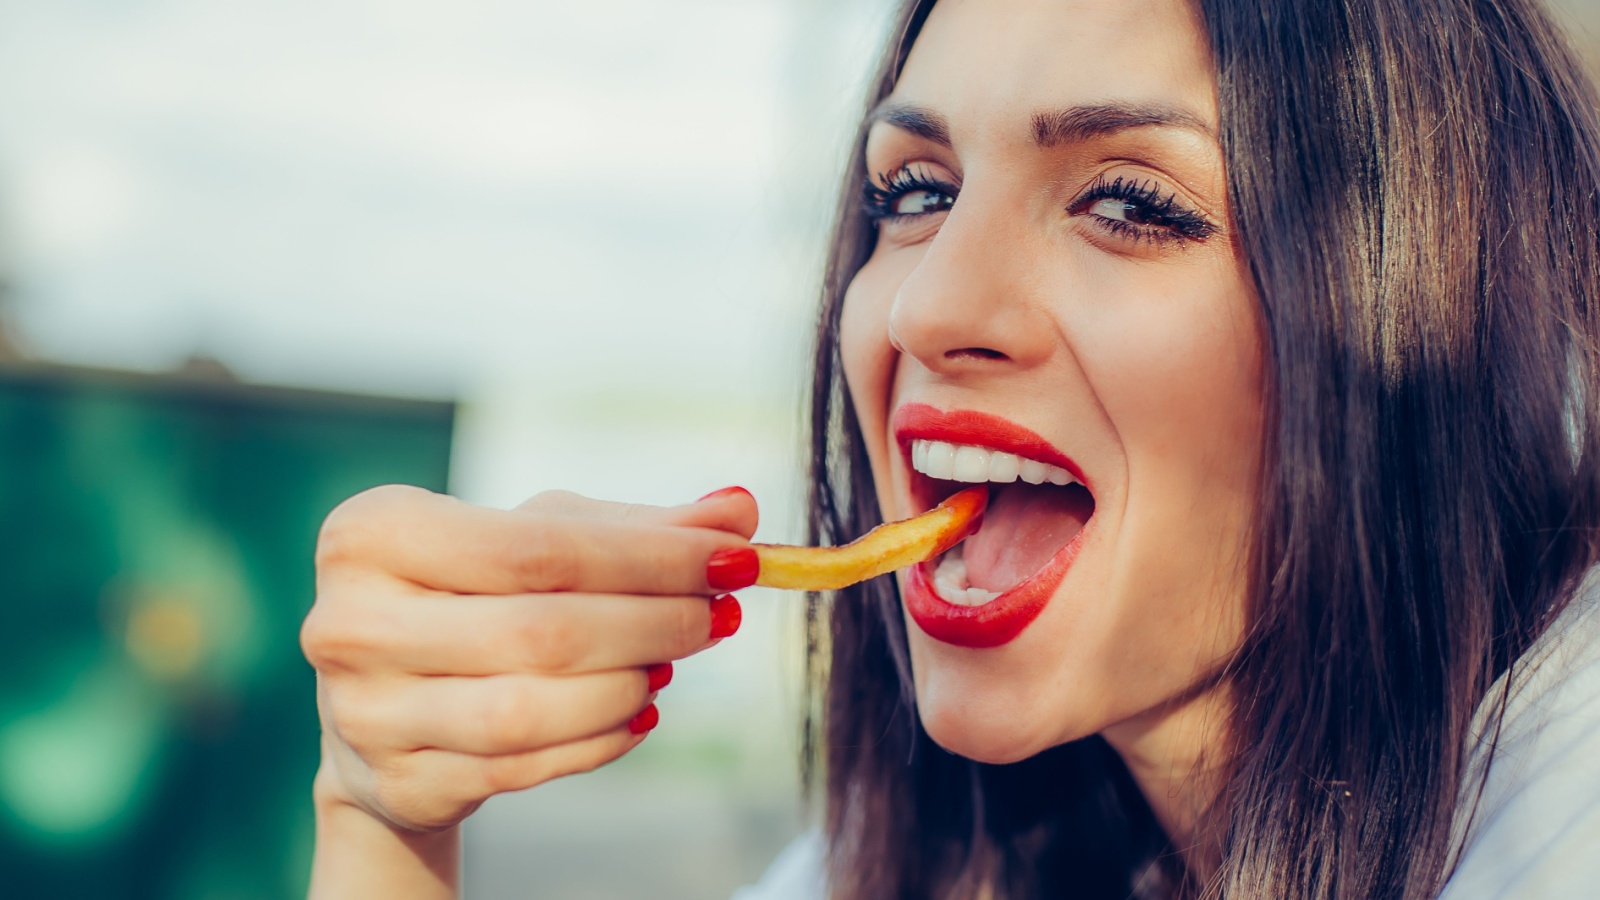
[301,484,758,835]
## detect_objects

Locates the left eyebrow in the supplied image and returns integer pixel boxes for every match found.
[1032,102,1215,146]
[866,102,952,147]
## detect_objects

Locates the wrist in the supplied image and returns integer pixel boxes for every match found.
[310,765,460,900]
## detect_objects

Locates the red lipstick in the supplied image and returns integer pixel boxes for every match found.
[892,403,1089,487]
[892,403,1093,648]
[902,524,1089,648]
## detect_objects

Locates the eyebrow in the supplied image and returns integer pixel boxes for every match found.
[865,100,1215,148]
[1033,102,1215,146]
[869,103,951,146]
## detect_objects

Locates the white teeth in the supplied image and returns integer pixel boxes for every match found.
[952,445,990,483]
[1018,458,1049,485]
[924,441,955,479]
[987,451,1020,483]
[910,439,1080,487]
[929,547,1003,606]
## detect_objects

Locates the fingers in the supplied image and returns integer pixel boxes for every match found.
[407,725,646,811]
[307,483,744,837]
[317,485,753,596]
[384,670,650,755]
[472,726,647,795]
[515,485,759,540]
[308,587,725,676]
[349,727,649,832]
[665,487,760,539]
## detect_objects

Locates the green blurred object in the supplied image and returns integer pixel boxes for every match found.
[0,360,453,899]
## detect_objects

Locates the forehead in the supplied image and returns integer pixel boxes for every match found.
[891,0,1218,139]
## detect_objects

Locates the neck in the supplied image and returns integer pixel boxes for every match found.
[1101,685,1233,878]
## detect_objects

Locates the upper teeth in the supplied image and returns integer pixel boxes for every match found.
[910,440,1080,486]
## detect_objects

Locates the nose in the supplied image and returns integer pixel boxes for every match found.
[886,188,1058,378]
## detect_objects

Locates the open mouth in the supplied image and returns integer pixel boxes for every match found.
[910,440,1096,602]
[894,404,1096,647]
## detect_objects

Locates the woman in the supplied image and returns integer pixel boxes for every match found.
[302,0,1600,897]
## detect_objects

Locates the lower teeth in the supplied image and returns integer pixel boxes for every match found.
[932,545,1002,607]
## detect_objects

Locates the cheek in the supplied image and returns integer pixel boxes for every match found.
[839,252,918,486]
[1088,276,1264,671]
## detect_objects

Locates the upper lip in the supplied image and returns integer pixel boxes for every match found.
[892,402,1090,488]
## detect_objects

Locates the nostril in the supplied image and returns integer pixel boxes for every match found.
[946,347,1008,361]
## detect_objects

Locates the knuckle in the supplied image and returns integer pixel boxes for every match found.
[479,687,541,751]
[514,529,581,593]
[316,484,427,571]
[323,688,387,753]
[671,598,709,654]
[300,605,357,671]
[515,607,583,673]
[640,535,697,593]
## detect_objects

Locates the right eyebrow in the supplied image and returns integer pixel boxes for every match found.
[865,102,951,147]
[865,99,1215,149]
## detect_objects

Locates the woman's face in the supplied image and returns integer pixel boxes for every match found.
[840,0,1263,764]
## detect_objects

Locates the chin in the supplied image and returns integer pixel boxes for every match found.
[918,707,1057,765]
[912,666,1083,765]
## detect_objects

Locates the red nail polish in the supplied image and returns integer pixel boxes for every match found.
[628,703,660,735]
[708,594,742,640]
[706,547,759,591]
[646,662,673,692]
[697,485,752,503]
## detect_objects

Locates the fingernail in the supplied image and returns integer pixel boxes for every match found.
[706,546,759,591]
[697,485,752,503]
[628,703,660,735]
[708,594,742,640]
[646,662,674,692]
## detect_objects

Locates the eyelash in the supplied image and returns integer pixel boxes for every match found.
[861,166,958,223]
[860,166,1217,247]
[1067,175,1217,246]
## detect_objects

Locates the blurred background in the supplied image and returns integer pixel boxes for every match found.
[0,2,1596,898]
[0,0,897,896]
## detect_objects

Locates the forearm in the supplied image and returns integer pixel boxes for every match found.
[309,769,460,900]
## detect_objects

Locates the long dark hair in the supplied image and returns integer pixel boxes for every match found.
[803,1,1600,897]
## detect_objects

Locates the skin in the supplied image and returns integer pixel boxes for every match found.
[839,0,1264,856]
[303,485,758,897]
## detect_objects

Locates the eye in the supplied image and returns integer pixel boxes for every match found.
[1088,197,1148,224]
[863,165,959,224]
[889,188,954,217]
[1069,175,1217,246]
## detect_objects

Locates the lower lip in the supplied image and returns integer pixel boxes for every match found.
[903,519,1092,648]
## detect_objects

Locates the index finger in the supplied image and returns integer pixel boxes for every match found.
[318,485,754,596]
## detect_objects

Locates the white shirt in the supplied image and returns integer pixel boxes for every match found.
[736,577,1600,899]
[1439,573,1600,898]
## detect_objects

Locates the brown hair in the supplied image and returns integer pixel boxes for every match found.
[803,1,1600,897]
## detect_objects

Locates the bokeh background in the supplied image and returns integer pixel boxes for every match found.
[0,2,1596,898]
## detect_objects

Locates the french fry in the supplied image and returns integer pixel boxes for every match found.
[754,486,988,591]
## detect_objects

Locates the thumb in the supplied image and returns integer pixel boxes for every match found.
[513,486,760,540]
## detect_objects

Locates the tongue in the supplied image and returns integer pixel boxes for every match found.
[961,482,1092,592]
